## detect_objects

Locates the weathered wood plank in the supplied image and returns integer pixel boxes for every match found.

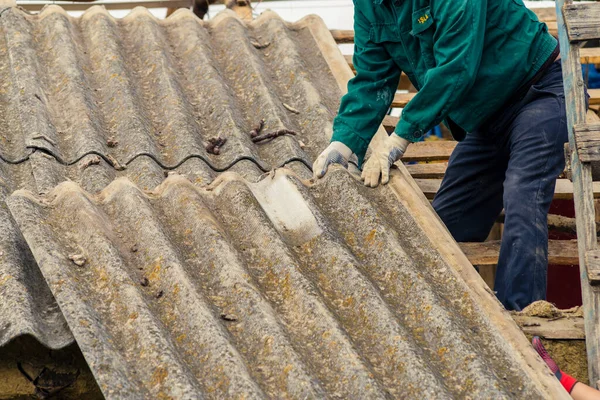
[564,3,600,42]
[415,178,600,200]
[330,29,354,44]
[585,250,600,283]
[391,93,414,108]
[460,240,581,266]
[580,48,600,65]
[512,315,585,340]
[402,141,456,162]
[533,7,557,23]
[16,0,191,10]
[574,123,600,162]
[382,115,398,133]
[405,162,448,179]
[557,0,600,386]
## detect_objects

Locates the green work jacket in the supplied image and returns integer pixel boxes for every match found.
[331,0,558,165]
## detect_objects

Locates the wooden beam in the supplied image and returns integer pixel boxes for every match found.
[585,250,600,283]
[402,141,456,162]
[532,7,557,23]
[391,93,414,108]
[512,315,585,340]
[16,0,191,11]
[330,29,354,44]
[382,115,398,133]
[404,162,448,179]
[580,48,600,65]
[589,91,600,107]
[563,3,600,42]
[574,123,600,162]
[459,239,582,266]
[415,178,600,200]
[556,0,600,385]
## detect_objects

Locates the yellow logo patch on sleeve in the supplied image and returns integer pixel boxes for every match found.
[418,14,429,24]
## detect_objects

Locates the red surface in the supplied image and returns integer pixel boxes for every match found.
[546,199,582,309]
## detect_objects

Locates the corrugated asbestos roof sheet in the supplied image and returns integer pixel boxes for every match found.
[0,5,336,169]
[0,2,330,349]
[7,170,559,398]
[0,3,567,399]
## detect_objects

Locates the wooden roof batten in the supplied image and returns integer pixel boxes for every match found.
[557,0,600,388]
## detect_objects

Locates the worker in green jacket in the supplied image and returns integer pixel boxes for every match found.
[313,0,580,311]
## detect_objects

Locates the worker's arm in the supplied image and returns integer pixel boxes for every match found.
[328,8,401,167]
[362,0,487,187]
[394,0,486,141]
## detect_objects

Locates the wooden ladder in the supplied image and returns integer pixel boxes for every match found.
[557,0,600,388]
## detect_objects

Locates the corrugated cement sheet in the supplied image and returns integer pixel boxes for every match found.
[0,2,338,347]
[0,5,338,170]
[0,155,307,349]
[8,169,566,399]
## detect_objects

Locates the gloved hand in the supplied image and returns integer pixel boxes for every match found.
[313,141,353,179]
[361,133,410,187]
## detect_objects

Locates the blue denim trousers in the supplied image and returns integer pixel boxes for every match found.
[432,60,572,311]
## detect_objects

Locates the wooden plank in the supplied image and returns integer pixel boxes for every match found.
[460,240,581,267]
[580,48,600,65]
[404,162,448,179]
[415,178,600,200]
[402,141,456,162]
[532,7,557,23]
[16,0,191,11]
[382,115,398,133]
[563,3,600,42]
[574,123,600,162]
[557,0,600,386]
[330,29,354,44]
[512,315,585,340]
[392,93,414,108]
[585,250,600,283]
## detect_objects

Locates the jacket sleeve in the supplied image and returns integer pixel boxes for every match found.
[394,0,486,142]
[331,8,401,165]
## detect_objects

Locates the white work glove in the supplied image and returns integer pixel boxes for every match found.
[313,141,353,179]
[362,133,410,187]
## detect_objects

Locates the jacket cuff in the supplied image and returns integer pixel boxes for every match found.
[331,121,371,166]
[394,118,426,143]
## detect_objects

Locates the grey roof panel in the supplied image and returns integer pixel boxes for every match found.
[0,6,335,170]
[0,162,72,348]
[8,170,561,399]
[0,154,309,348]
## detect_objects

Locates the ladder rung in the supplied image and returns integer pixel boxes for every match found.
[563,3,600,42]
[585,250,600,283]
[573,123,600,162]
